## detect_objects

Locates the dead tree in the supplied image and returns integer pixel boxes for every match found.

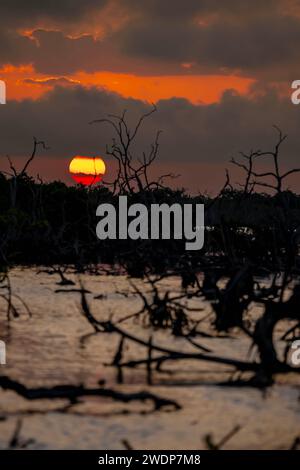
[231,151,256,194]
[90,106,176,194]
[5,137,48,208]
[0,271,32,321]
[231,126,300,195]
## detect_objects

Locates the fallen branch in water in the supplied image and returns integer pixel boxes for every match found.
[6,418,35,449]
[0,376,180,412]
[204,424,241,450]
[78,287,259,371]
[77,286,297,388]
[55,288,91,294]
[0,273,32,321]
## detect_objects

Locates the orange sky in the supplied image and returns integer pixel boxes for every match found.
[0,64,254,104]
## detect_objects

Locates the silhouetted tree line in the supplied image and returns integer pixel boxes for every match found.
[0,173,299,271]
[1,115,300,277]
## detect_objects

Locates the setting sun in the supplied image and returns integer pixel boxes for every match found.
[69,156,106,186]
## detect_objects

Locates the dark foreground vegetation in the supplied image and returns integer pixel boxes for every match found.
[1,172,300,270]
[0,108,300,437]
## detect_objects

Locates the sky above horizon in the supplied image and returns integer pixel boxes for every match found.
[1,0,300,193]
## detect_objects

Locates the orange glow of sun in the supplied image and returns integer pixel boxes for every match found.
[69,156,106,186]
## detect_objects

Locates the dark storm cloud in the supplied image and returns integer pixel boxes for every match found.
[0,29,35,64]
[0,86,150,158]
[0,28,162,75]
[121,0,283,20]
[0,0,298,79]
[116,1,300,79]
[0,28,184,75]
[121,0,204,20]
[195,17,300,71]
[0,0,108,27]
[0,29,111,74]
[1,85,300,174]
